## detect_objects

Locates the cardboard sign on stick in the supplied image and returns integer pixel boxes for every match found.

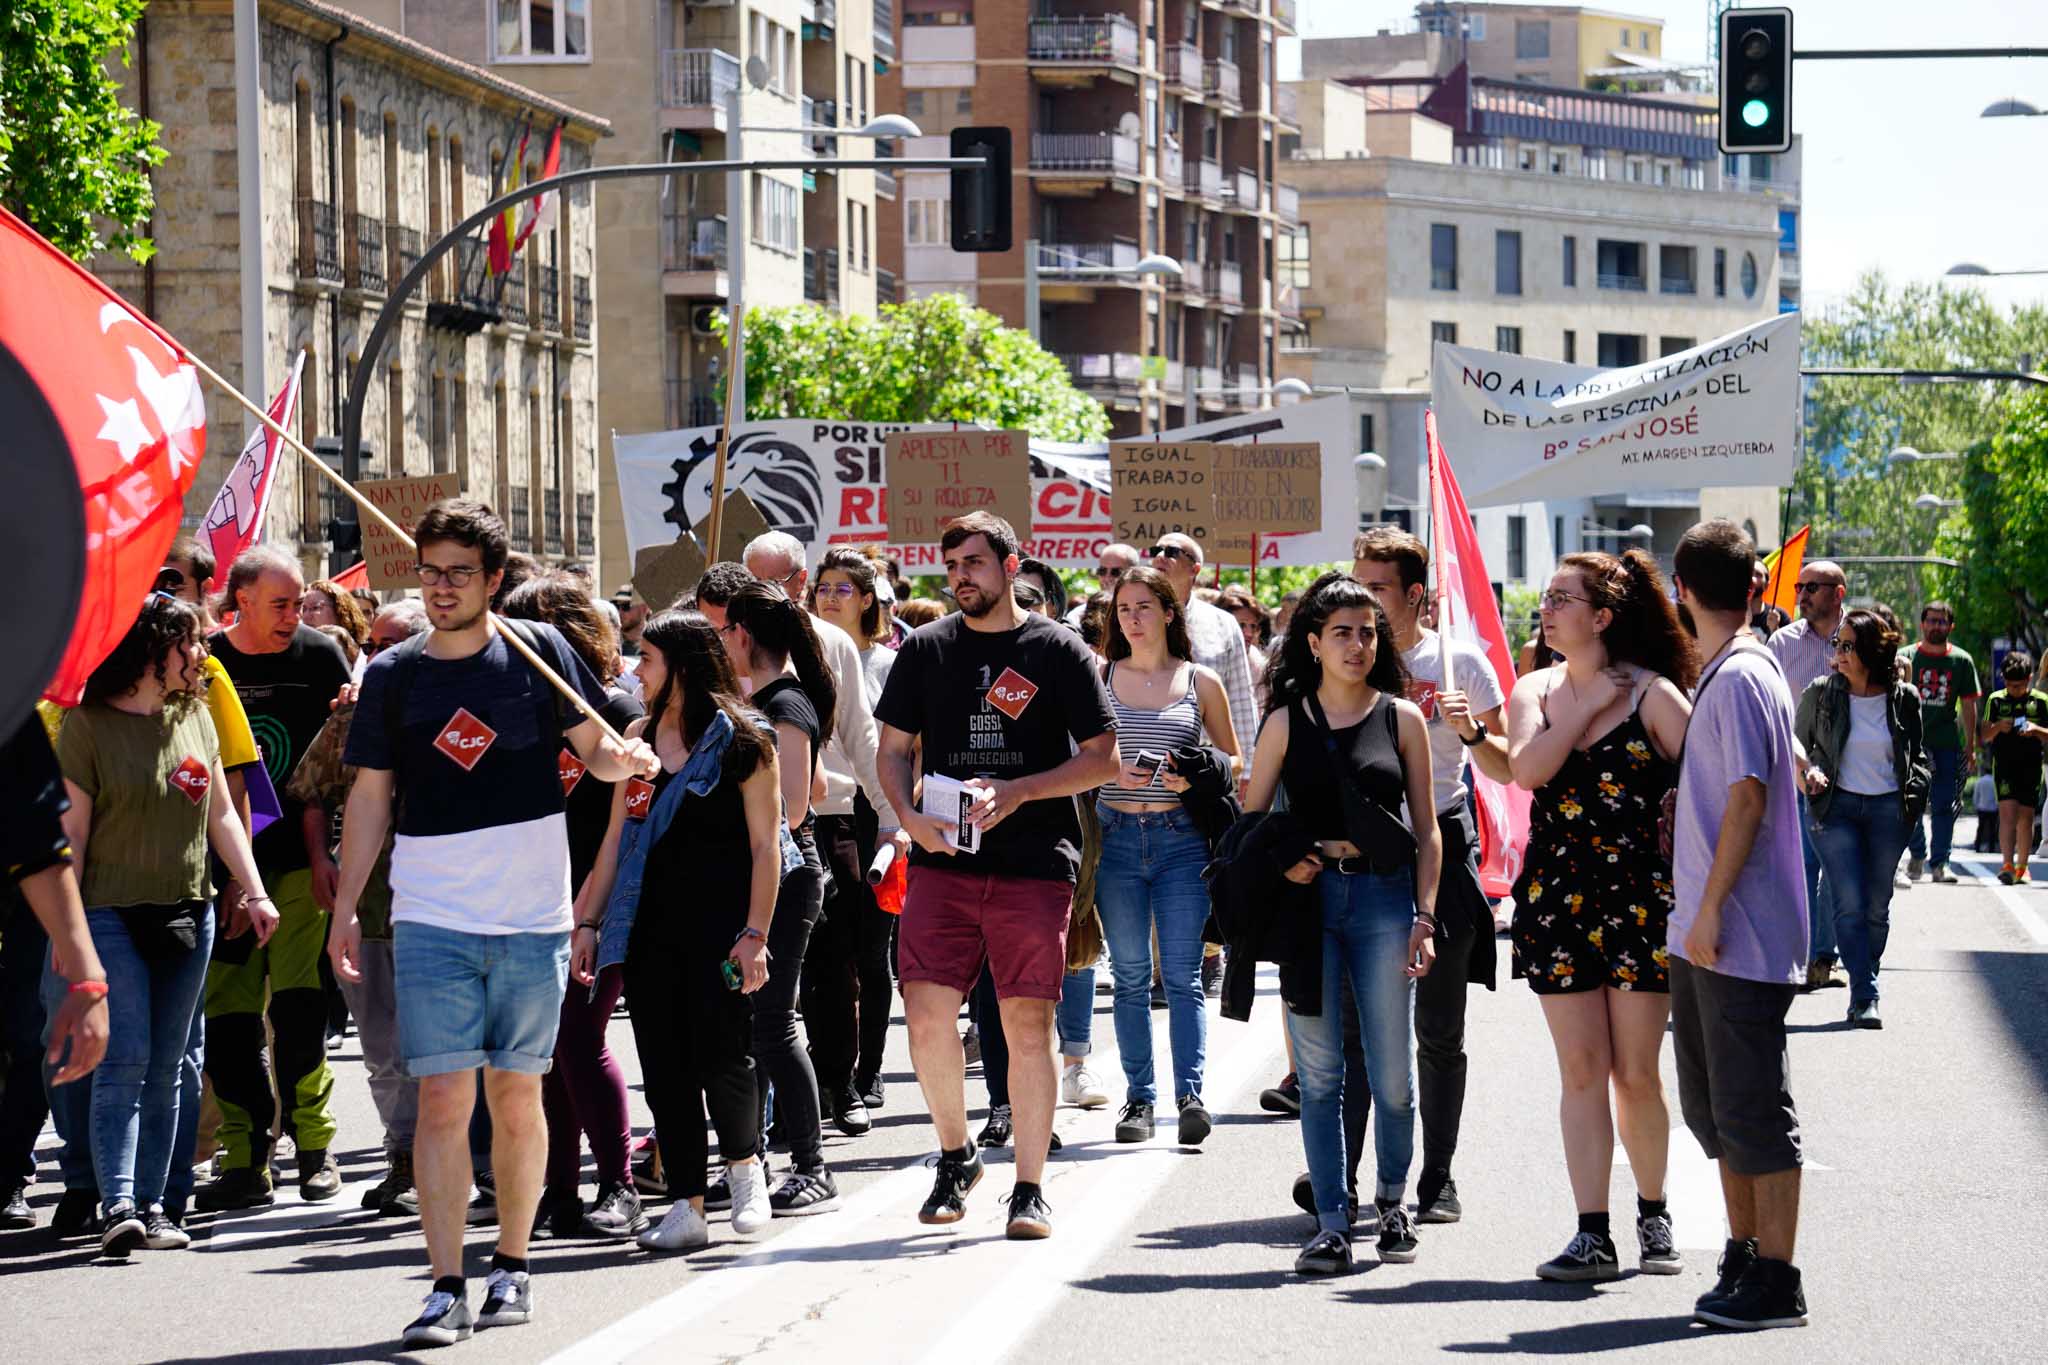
[885,429,1033,545]
[1109,441,1215,552]
[630,488,775,610]
[700,487,772,564]
[1211,442,1322,566]
[360,473,461,590]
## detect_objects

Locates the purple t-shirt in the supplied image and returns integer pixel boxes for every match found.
[1670,644,1810,985]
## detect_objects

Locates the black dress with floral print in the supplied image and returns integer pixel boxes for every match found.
[1511,704,1677,995]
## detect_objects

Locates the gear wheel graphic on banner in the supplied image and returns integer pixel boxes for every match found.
[658,428,825,544]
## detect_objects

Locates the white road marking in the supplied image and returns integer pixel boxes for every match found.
[1948,854,2048,945]
[198,1180,366,1253]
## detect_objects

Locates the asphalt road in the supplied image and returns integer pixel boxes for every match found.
[3,843,2044,1364]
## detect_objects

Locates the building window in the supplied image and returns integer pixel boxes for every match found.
[1496,326,1523,354]
[1625,158,1646,183]
[1507,515,1527,581]
[1659,336,1695,357]
[1619,27,1631,48]
[1563,329,1576,363]
[1549,150,1568,175]
[1741,251,1760,298]
[1597,332,1644,368]
[1562,234,1577,287]
[1516,19,1550,60]
[1495,230,1522,295]
[1714,247,1727,296]
[1359,413,1375,454]
[1596,239,1644,290]
[1431,321,1458,347]
[1582,150,1607,181]
[1430,223,1457,291]
[1517,145,1539,172]
[1553,514,1565,557]
[494,0,590,60]
[907,197,950,246]
[905,90,925,116]
[1277,227,1309,288]
[751,177,799,254]
[1658,244,1696,294]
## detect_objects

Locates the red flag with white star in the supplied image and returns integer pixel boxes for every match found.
[0,208,208,705]
[199,348,303,578]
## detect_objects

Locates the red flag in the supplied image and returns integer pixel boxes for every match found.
[514,121,565,251]
[1,209,208,705]
[1427,408,1529,898]
[198,349,304,577]
[332,560,369,592]
[487,119,531,277]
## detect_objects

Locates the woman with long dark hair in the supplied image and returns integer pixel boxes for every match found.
[572,611,782,1252]
[54,595,278,1255]
[722,580,843,1216]
[1246,572,1441,1276]
[501,576,648,1239]
[1505,549,1696,1282]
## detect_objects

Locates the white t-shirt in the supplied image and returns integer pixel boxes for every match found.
[1400,628,1506,815]
[1839,691,1899,795]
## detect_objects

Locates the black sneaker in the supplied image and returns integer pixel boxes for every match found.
[1290,1172,1365,1231]
[530,1189,584,1241]
[1695,1257,1809,1330]
[1375,1201,1419,1263]
[1637,1211,1685,1274]
[704,1169,734,1211]
[297,1148,342,1203]
[917,1148,984,1225]
[100,1202,146,1257]
[583,1181,647,1238]
[631,1144,667,1197]
[770,1167,842,1217]
[52,1188,100,1239]
[1114,1101,1155,1143]
[1294,1228,1352,1276]
[856,1073,885,1111]
[1697,1237,1760,1313]
[834,1086,874,1138]
[142,1207,192,1250]
[1175,1094,1212,1146]
[195,1164,274,1212]
[1004,1187,1052,1240]
[402,1288,474,1347]
[1259,1073,1302,1115]
[1848,999,1883,1030]
[1415,1170,1462,1224]
[466,1170,498,1226]
[477,1267,533,1327]
[1537,1229,1621,1282]
[1200,954,1223,999]
[0,1182,32,1229]
[977,1103,1013,1148]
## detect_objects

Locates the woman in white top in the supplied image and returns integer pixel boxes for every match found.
[811,548,896,705]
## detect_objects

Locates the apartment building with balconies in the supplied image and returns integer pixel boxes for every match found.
[345,0,886,587]
[877,0,1299,435]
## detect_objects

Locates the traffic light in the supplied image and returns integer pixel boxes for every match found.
[949,126,1012,254]
[1718,6,1792,155]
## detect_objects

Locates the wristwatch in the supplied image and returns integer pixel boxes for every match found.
[1460,720,1489,747]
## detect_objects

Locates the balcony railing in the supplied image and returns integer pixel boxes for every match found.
[387,225,423,288]
[664,213,728,273]
[1028,15,1140,66]
[1030,131,1140,176]
[537,264,561,332]
[877,267,899,305]
[1060,352,1144,393]
[1659,277,1698,296]
[1272,0,1298,29]
[874,165,896,199]
[1207,260,1244,305]
[1204,59,1242,108]
[1196,364,1223,399]
[543,488,563,554]
[575,491,594,551]
[663,48,740,109]
[1184,158,1224,200]
[297,199,343,283]
[666,379,723,429]
[804,248,822,302]
[1598,272,1647,292]
[1224,166,1259,210]
[874,0,896,61]
[347,211,385,292]
[1163,41,1201,90]
[1274,183,1300,224]
[804,97,839,156]
[508,485,531,543]
[1236,365,1260,406]
[822,246,840,303]
[501,274,529,326]
[1275,84,1301,125]
[1036,239,1141,276]
[1161,141,1183,186]
[572,274,592,340]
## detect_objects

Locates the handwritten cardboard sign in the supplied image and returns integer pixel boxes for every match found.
[629,488,775,610]
[1109,441,1214,551]
[885,429,1033,545]
[1212,442,1322,541]
[360,473,462,590]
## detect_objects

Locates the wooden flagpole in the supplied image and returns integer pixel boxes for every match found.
[184,352,630,747]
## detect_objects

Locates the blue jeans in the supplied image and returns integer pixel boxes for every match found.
[161,996,206,1217]
[1057,966,1095,1060]
[1812,791,1911,1006]
[1094,805,1209,1104]
[87,906,215,1213]
[1908,746,1963,870]
[1797,794,1837,963]
[1285,868,1417,1231]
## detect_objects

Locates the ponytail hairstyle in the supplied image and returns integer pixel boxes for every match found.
[726,579,838,750]
[638,610,774,774]
[1558,549,1700,691]
[1261,571,1408,717]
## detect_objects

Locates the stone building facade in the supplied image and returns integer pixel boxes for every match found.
[102,0,608,577]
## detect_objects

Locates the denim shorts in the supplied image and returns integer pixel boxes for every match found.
[393,922,570,1077]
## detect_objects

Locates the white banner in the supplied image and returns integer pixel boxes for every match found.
[1430,314,1801,507]
[611,395,1357,570]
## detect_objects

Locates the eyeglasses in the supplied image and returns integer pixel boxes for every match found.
[815,582,860,601]
[417,564,483,587]
[1148,545,1192,562]
[766,567,804,589]
[1539,588,1593,610]
[1097,566,1127,580]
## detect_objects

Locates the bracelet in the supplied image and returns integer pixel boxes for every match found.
[247,894,274,904]
[1413,913,1439,929]
[68,980,109,999]
[575,922,602,933]
[734,926,766,944]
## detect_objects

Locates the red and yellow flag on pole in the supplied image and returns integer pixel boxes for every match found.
[487,118,532,277]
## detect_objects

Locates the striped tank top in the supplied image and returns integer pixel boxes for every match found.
[1106,662,1204,806]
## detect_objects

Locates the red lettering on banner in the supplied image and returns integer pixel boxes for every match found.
[169,755,211,805]
[435,708,498,771]
[559,748,588,797]
[623,777,656,821]
[986,667,1038,721]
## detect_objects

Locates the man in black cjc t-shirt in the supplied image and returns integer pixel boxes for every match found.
[875,512,1118,1242]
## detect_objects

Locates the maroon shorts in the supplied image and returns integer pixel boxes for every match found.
[898,867,1073,1002]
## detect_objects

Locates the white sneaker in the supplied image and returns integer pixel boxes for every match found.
[1061,1063,1109,1110]
[637,1200,709,1252]
[727,1160,772,1237]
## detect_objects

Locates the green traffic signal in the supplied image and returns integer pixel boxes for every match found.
[1741,99,1771,128]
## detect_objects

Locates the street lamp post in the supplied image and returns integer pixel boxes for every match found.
[1353,451,1388,528]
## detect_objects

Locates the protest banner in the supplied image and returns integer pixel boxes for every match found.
[1431,314,1800,507]
[885,428,1033,545]
[359,472,461,589]
[1109,441,1214,551]
[1212,441,1322,564]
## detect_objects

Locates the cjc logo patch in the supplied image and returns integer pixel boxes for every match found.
[985,667,1038,721]
[435,708,498,771]
[169,755,211,805]
[623,777,656,820]
[1408,679,1440,721]
[558,749,588,797]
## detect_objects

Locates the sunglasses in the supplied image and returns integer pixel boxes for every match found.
[1097,566,1127,580]
[1148,545,1192,562]
[1794,582,1833,596]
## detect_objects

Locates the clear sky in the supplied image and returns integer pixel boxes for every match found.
[1285,1,2048,317]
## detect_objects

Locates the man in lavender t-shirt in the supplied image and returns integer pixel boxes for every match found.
[1666,520,1811,1333]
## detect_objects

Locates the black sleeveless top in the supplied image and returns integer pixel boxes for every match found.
[1279,692,1407,844]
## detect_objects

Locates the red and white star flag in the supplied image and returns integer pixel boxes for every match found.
[199,349,304,575]
[0,208,208,704]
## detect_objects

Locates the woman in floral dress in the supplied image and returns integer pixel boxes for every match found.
[1506,551,1697,1283]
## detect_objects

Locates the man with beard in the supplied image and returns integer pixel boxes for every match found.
[874,512,1119,1241]
[329,500,659,1347]
[1900,601,1979,884]
[1768,561,1849,989]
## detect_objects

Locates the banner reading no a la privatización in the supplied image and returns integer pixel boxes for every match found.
[1431,313,1800,507]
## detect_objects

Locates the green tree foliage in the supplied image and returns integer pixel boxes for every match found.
[712,292,1111,443]
[0,0,163,262]
[1937,391,2048,655]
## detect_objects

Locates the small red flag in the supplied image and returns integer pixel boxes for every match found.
[332,560,370,592]
[514,121,565,252]
[199,349,304,577]
[0,209,208,705]
[488,120,531,277]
